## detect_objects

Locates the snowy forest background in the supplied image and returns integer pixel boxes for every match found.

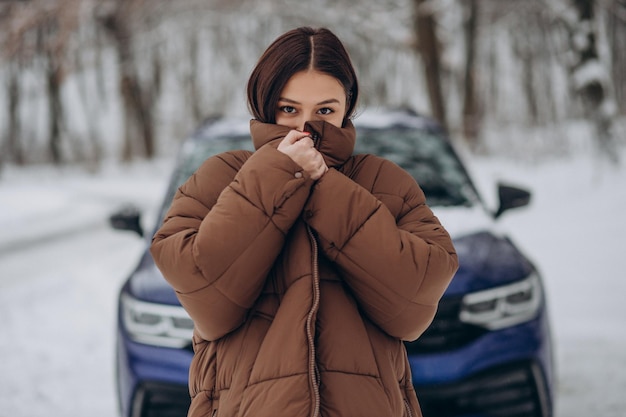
[1,0,625,169]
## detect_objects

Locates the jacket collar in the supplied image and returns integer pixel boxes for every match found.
[249,119,356,168]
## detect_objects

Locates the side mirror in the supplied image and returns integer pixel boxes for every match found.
[494,183,531,219]
[109,205,144,237]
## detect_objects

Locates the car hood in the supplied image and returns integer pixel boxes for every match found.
[130,205,535,305]
[127,250,181,305]
[435,205,535,296]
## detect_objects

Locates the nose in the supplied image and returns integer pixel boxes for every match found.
[295,117,306,132]
[282,115,306,132]
[296,110,320,132]
[281,110,318,132]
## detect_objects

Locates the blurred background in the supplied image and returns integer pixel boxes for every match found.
[1,0,624,165]
[0,0,625,416]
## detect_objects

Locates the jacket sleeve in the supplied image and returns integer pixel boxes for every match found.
[303,159,458,341]
[150,146,314,341]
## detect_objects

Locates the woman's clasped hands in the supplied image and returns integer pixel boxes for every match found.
[278,130,328,180]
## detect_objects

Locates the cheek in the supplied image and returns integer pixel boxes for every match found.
[275,113,300,130]
[275,113,289,125]
[329,113,344,128]
[330,104,347,128]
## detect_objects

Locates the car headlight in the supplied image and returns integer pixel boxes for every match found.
[459,272,542,330]
[120,293,194,348]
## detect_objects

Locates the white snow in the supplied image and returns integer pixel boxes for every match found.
[1,149,625,417]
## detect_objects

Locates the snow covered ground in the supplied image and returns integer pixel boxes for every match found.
[1,149,625,417]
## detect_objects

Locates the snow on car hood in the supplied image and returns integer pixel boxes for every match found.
[433,205,535,296]
[432,204,494,238]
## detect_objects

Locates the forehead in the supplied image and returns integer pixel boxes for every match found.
[281,70,345,99]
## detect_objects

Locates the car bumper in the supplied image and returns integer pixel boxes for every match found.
[116,306,554,417]
[415,359,551,417]
[116,326,192,417]
[410,312,554,417]
[128,381,190,417]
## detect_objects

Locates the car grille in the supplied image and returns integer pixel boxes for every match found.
[405,296,486,354]
[132,382,190,417]
[415,360,551,417]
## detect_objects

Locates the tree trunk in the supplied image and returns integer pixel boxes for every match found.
[412,0,448,132]
[41,22,67,165]
[608,0,626,115]
[46,61,65,164]
[185,33,203,124]
[74,33,103,170]
[5,61,24,165]
[512,31,540,124]
[462,0,481,146]
[99,0,156,161]
[571,0,617,163]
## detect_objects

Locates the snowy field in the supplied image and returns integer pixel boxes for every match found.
[1,148,625,417]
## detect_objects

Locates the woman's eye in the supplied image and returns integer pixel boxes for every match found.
[318,108,334,115]
[280,106,296,114]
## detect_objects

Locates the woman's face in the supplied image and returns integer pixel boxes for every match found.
[275,70,347,131]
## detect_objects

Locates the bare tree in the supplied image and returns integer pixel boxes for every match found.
[510,11,558,126]
[412,0,448,131]
[567,0,618,162]
[4,61,24,166]
[462,0,481,147]
[1,3,38,166]
[96,0,164,161]
[0,5,24,169]
[0,0,82,165]
[608,0,626,115]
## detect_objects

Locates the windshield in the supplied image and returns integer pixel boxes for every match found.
[355,128,476,207]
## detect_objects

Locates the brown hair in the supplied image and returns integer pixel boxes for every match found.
[247,27,359,125]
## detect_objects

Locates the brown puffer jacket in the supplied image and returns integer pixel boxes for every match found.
[150,119,458,417]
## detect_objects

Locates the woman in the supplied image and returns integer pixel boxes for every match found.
[150,27,458,417]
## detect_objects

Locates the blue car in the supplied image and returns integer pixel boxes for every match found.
[110,109,555,417]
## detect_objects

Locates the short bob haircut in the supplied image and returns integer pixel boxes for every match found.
[247,27,359,126]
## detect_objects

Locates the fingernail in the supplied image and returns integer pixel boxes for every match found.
[302,131,311,136]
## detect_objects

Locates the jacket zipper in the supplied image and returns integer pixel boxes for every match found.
[306,225,321,417]
[404,399,413,417]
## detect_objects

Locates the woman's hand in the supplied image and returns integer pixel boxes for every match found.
[277,130,328,180]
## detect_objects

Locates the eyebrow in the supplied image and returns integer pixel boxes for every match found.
[278,97,341,105]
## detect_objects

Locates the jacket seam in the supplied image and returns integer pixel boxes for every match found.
[319,368,381,379]
[333,204,381,253]
[188,217,283,297]
[245,371,308,388]
[333,235,437,308]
